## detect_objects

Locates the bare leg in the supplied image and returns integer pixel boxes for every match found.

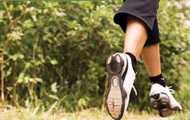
[123,17,147,59]
[141,44,161,77]
[142,44,183,116]
[105,17,148,119]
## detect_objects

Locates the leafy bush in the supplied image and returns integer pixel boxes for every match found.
[0,0,189,112]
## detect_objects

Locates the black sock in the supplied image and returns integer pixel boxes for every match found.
[150,74,166,87]
[125,52,137,71]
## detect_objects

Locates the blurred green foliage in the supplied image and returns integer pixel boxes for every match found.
[0,0,189,112]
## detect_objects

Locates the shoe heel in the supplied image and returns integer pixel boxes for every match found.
[106,54,123,74]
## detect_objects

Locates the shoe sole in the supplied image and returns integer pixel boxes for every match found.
[150,93,181,117]
[105,54,126,120]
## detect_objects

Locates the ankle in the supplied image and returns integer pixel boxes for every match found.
[125,52,137,71]
[150,74,166,87]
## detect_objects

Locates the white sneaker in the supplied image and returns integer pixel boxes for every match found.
[105,53,136,120]
[149,83,182,117]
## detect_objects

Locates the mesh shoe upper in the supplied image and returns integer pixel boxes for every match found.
[150,83,182,110]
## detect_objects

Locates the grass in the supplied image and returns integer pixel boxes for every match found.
[0,107,189,120]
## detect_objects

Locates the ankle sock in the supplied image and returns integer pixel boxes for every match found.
[150,74,166,87]
[125,52,137,71]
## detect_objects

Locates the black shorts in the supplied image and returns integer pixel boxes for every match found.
[114,0,160,46]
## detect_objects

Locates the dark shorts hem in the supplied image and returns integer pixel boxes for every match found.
[114,11,160,46]
[114,11,155,31]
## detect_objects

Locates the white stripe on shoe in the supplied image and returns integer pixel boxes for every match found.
[120,54,136,111]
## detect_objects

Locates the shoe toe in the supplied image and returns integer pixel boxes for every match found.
[172,104,182,111]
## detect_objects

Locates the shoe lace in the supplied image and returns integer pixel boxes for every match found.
[166,86,175,94]
[132,86,138,96]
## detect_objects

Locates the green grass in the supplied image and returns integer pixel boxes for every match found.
[0,107,189,120]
